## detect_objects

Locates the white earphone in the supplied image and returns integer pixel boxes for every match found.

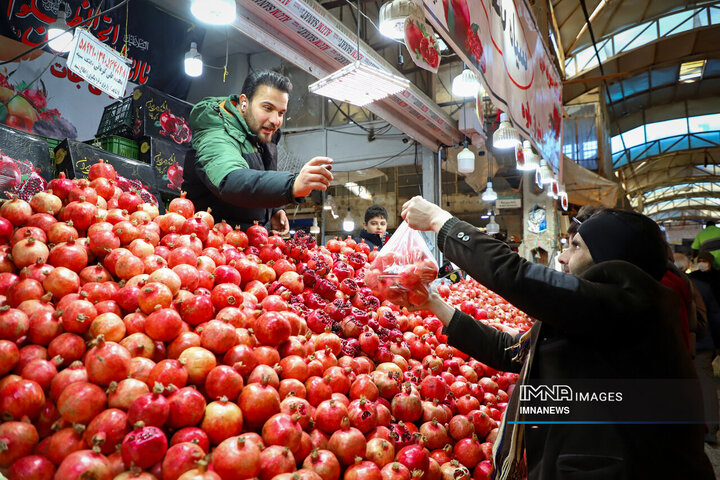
[241,101,247,110]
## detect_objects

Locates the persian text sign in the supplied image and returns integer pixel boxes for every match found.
[422,0,562,167]
[67,29,130,99]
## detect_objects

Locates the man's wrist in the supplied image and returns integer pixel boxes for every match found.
[430,211,453,234]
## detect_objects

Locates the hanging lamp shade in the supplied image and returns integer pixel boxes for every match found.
[493,113,521,149]
[342,208,355,232]
[191,0,237,25]
[519,140,539,171]
[452,66,480,97]
[48,4,74,53]
[546,179,559,199]
[184,42,203,77]
[481,178,497,202]
[456,146,475,174]
[310,217,320,235]
[559,189,569,211]
[538,159,554,185]
[486,215,500,235]
[379,0,421,39]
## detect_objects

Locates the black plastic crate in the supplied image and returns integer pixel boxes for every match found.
[96,96,134,138]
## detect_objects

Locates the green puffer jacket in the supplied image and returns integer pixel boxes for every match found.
[181,94,300,229]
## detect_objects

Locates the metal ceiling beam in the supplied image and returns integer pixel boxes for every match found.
[627,175,720,196]
[642,191,720,208]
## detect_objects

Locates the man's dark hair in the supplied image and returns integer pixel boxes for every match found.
[568,204,604,236]
[364,205,388,224]
[241,70,292,102]
[706,220,716,228]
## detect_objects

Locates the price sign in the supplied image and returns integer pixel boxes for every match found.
[67,28,130,99]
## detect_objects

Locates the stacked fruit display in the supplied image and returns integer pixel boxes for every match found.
[0,160,532,480]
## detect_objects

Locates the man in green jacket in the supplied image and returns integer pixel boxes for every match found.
[182,70,333,233]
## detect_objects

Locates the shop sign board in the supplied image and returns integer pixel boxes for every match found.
[420,0,563,168]
[67,29,130,99]
[496,196,522,209]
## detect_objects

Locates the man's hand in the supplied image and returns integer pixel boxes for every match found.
[401,196,453,233]
[271,210,290,236]
[293,157,334,198]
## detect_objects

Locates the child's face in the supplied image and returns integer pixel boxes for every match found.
[364,216,387,235]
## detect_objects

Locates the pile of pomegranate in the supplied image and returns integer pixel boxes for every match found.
[0,160,533,480]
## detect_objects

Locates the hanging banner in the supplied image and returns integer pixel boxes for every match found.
[0,0,204,140]
[404,16,440,73]
[421,0,562,168]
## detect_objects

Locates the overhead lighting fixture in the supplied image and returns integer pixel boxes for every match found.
[184,42,203,77]
[679,60,706,83]
[538,159,554,185]
[190,0,237,25]
[546,179,559,199]
[452,65,480,98]
[481,178,497,202]
[456,142,475,174]
[481,208,492,219]
[493,113,521,150]
[310,217,320,235]
[309,62,410,107]
[342,208,355,232]
[345,181,373,201]
[378,0,421,39]
[518,140,539,171]
[558,185,569,211]
[47,3,74,53]
[486,215,500,235]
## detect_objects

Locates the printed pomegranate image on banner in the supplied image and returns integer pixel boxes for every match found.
[404,17,441,73]
[0,71,77,140]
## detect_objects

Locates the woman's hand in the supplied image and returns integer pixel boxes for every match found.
[401,196,453,233]
[407,285,456,328]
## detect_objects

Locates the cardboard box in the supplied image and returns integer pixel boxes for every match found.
[138,136,190,195]
[131,86,193,147]
[53,139,161,205]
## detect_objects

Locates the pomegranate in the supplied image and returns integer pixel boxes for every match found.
[327,417,366,467]
[212,435,262,480]
[54,448,112,480]
[121,425,168,469]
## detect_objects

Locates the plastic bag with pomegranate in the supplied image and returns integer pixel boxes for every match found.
[364,221,439,307]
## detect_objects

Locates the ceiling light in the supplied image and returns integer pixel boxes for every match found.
[342,208,355,232]
[493,113,521,150]
[309,62,410,107]
[559,187,569,211]
[378,0,421,40]
[679,60,706,83]
[190,0,237,25]
[48,4,74,53]
[310,217,320,235]
[457,143,475,174]
[184,42,203,77]
[546,179,559,199]
[345,181,373,201]
[482,178,497,202]
[452,65,480,98]
[518,140,539,171]
[486,215,500,235]
[538,159,554,185]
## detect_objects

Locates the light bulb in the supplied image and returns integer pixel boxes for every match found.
[48,4,74,53]
[559,191,569,211]
[519,140,539,171]
[323,194,336,211]
[191,0,237,25]
[378,0,421,39]
[452,66,480,97]
[493,113,521,150]
[342,209,355,232]
[486,215,500,235]
[538,159,554,185]
[310,217,320,235]
[546,179,559,199]
[184,42,203,77]
[481,179,497,202]
[456,146,475,174]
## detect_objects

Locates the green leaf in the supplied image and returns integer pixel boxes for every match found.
[472,23,479,34]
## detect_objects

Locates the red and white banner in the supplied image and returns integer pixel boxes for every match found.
[422,0,562,167]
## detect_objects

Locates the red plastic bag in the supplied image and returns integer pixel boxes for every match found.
[364,221,439,306]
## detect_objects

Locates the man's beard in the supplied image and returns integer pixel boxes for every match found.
[244,111,275,144]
